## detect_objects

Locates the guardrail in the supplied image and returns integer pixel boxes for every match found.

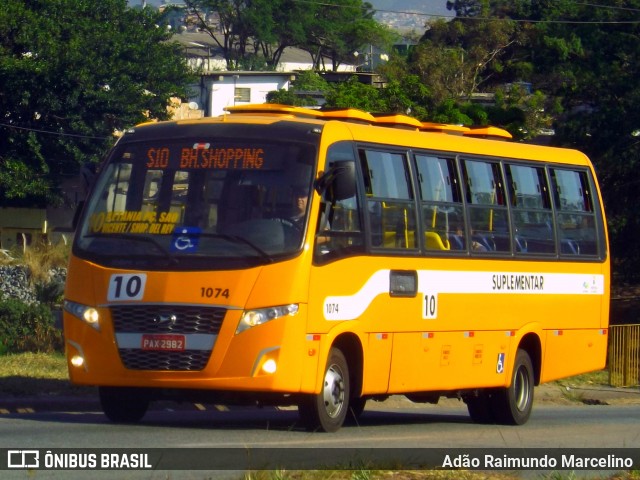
[609,324,640,387]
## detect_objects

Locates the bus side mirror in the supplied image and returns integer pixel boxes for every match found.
[72,201,84,231]
[315,160,356,202]
[72,162,97,231]
[81,162,97,190]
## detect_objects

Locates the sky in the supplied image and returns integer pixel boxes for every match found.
[370,0,450,17]
[131,0,450,18]
[129,0,450,33]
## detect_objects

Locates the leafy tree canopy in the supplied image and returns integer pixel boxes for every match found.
[0,0,194,207]
[182,0,395,71]
[267,71,330,106]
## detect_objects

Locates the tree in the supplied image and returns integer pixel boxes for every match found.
[179,0,245,70]
[184,0,393,72]
[182,0,311,70]
[324,76,387,112]
[0,0,194,207]
[248,0,313,70]
[301,0,395,71]
[267,71,330,106]
[520,0,640,279]
[433,0,640,279]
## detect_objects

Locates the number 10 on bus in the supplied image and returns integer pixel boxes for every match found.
[424,293,438,319]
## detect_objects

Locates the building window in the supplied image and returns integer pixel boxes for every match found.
[234,87,251,103]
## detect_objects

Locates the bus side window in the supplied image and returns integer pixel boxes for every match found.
[314,143,364,262]
[359,148,418,250]
[415,154,464,252]
[506,163,555,255]
[551,168,598,256]
[461,159,510,253]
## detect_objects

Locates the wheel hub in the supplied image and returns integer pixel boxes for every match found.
[323,365,345,418]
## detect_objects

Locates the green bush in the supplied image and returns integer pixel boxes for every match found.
[0,298,63,354]
[34,278,65,307]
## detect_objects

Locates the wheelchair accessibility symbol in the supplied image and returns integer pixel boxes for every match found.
[170,227,201,253]
[174,236,194,250]
[496,353,505,374]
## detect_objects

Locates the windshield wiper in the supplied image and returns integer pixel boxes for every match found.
[83,233,179,265]
[83,232,274,264]
[199,233,274,263]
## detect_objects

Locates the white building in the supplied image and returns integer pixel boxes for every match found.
[173,31,357,117]
[192,72,297,117]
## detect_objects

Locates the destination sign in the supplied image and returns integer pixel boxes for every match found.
[144,143,270,170]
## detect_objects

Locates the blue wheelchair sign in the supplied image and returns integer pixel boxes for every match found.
[496,353,505,374]
[171,227,201,253]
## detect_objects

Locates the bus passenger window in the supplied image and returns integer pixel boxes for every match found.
[551,169,598,256]
[314,143,364,262]
[415,154,464,252]
[506,164,555,255]
[462,159,510,253]
[360,149,417,250]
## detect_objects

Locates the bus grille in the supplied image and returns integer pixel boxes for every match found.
[110,305,226,371]
[111,305,226,333]
[117,349,212,371]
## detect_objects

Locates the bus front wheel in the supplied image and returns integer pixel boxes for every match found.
[298,347,350,432]
[493,349,535,425]
[99,386,150,423]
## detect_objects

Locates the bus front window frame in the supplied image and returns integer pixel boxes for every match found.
[74,137,319,270]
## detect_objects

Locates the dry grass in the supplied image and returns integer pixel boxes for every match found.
[0,352,92,397]
[1,352,68,379]
[243,470,640,480]
[20,241,70,283]
[1,241,69,279]
[552,369,610,388]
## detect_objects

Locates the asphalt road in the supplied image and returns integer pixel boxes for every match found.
[2,399,640,448]
[1,391,639,479]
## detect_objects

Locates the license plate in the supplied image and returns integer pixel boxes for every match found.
[141,334,185,351]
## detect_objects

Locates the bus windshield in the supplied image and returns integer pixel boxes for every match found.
[75,137,317,269]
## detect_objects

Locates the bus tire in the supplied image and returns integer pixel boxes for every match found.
[99,386,149,423]
[298,347,350,432]
[344,396,367,426]
[465,391,495,424]
[348,397,367,421]
[493,349,534,425]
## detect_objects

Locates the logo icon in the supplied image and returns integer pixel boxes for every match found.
[496,353,505,374]
[171,227,201,253]
[153,314,177,325]
[8,450,40,469]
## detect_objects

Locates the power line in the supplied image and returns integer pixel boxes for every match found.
[0,122,111,140]
[573,2,640,13]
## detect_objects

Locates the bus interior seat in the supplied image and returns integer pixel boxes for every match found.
[225,218,286,253]
[217,184,260,230]
[425,231,450,250]
[515,236,528,253]
[472,234,495,251]
[447,233,465,250]
[561,239,581,255]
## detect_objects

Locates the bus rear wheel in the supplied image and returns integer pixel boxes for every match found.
[493,349,535,425]
[465,391,494,423]
[299,347,350,432]
[99,386,150,423]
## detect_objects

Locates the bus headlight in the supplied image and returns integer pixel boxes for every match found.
[236,304,299,335]
[63,300,101,331]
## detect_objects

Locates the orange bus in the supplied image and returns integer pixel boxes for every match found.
[63,104,609,432]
